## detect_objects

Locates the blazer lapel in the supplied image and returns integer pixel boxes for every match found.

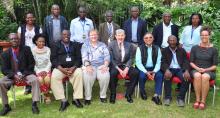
[159,23,163,39]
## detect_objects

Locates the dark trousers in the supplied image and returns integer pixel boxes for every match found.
[109,66,139,96]
[139,68,163,95]
[164,68,189,100]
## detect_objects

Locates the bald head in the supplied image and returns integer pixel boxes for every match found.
[78,6,87,19]
[168,35,177,49]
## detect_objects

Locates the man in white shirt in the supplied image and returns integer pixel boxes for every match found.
[70,6,94,43]
[152,13,179,48]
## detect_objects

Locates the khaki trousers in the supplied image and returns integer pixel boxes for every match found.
[82,66,110,100]
[0,74,40,105]
[51,68,83,100]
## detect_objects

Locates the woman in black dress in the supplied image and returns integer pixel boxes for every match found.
[190,26,218,110]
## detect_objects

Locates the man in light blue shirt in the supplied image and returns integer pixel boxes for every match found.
[135,32,163,105]
[70,6,94,43]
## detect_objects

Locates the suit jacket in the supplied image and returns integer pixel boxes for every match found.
[50,40,82,68]
[99,22,120,45]
[108,40,134,68]
[123,18,147,45]
[152,22,179,47]
[43,15,69,47]
[161,46,189,73]
[1,46,35,79]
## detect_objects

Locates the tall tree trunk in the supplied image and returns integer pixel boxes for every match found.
[1,0,16,20]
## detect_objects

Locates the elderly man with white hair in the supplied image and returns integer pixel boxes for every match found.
[108,29,139,104]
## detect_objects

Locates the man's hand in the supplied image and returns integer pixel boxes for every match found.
[86,66,94,75]
[58,66,68,75]
[164,69,172,80]
[121,67,129,78]
[146,71,155,80]
[99,65,109,73]
[67,67,76,76]
[183,70,190,81]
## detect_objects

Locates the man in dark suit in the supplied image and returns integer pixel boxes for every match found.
[50,30,84,111]
[161,35,190,107]
[0,33,40,116]
[152,13,179,48]
[123,6,147,45]
[108,29,139,104]
[99,10,120,45]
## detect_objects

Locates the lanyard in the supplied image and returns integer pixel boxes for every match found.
[80,20,86,32]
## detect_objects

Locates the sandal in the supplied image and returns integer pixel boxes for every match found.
[199,102,206,110]
[193,101,200,109]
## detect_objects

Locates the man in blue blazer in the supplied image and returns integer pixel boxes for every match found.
[123,6,147,45]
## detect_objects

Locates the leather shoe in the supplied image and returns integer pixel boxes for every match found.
[100,98,107,103]
[125,95,133,103]
[152,96,162,105]
[109,94,116,104]
[32,105,40,114]
[72,99,83,108]
[59,101,70,112]
[0,106,11,116]
[140,93,147,100]
[84,100,91,105]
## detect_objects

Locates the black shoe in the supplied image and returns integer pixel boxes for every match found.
[24,86,32,95]
[100,98,107,103]
[140,93,147,100]
[0,106,11,116]
[32,105,40,114]
[72,99,83,108]
[84,100,91,105]
[109,94,116,104]
[59,101,70,112]
[125,95,133,103]
[152,96,162,105]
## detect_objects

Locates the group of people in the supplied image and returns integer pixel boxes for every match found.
[0,4,218,116]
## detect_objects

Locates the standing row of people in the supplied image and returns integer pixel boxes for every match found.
[0,4,218,116]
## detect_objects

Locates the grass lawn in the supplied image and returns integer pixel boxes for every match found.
[0,72,219,118]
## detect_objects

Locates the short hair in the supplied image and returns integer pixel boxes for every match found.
[105,10,113,17]
[162,12,171,17]
[88,29,99,35]
[143,32,154,38]
[78,6,87,13]
[8,33,18,39]
[189,13,203,25]
[130,6,139,11]
[51,4,59,9]
[32,34,47,45]
[200,26,212,35]
[168,35,177,41]
[115,29,125,35]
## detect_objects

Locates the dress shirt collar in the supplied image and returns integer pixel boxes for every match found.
[163,22,173,27]
[131,17,139,21]
[169,47,177,53]
[51,15,60,19]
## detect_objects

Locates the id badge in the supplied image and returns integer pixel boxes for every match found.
[82,34,86,39]
[66,57,72,62]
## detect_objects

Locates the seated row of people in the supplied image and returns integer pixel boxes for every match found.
[0,26,217,116]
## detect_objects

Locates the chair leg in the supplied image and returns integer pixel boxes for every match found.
[11,86,16,108]
[161,82,164,103]
[185,89,188,103]
[65,81,68,99]
[212,85,216,106]
[188,83,191,104]
[137,83,140,98]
